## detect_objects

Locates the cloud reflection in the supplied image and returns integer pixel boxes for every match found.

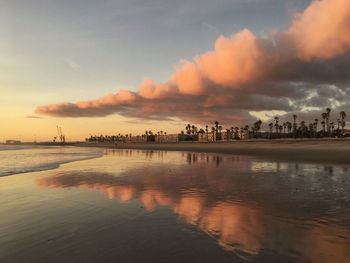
[37,155,350,262]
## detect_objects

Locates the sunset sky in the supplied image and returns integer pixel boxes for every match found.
[1,0,349,142]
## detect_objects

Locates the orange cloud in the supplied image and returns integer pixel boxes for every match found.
[172,61,204,95]
[196,29,265,87]
[139,77,175,99]
[289,0,350,60]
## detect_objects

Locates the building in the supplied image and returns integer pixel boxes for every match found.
[198,130,250,142]
[155,134,179,143]
[198,132,216,142]
[5,140,21,144]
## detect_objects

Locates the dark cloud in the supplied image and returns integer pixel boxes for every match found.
[26,115,41,119]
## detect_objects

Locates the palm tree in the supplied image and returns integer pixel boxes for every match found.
[218,125,223,140]
[321,112,327,136]
[214,121,219,141]
[191,125,196,135]
[211,127,216,141]
[340,111,347,134]
[235,127,239,139]
[278,125,283,135]
[226,129,230,141]
[180,130,185,141]
[326,108,331,135]
[321,120,326,133]
[330,122,334,136]
[197,129,204,141]
[293,114,297,135]
[337,118,341,136]
[268,123,273,139]
[314,119,318,136]
[312,122,317,137]
[253,120,262,137]
[186,124,191,135]
[230,126,234,140]
[243,125,249,139]
[274,117,279,134]
[286,121,292,134]
[205,125,209,141]
[300,121,306,138]
[309,123,314,137]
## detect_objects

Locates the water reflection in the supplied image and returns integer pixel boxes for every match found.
[105,149,245,167]
[37,150,350,262]
[38,171,266,256]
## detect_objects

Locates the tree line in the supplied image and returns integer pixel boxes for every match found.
[86,108,347,143]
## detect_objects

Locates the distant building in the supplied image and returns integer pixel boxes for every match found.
[238,130,250,140]
[198,131,216,142]
[198,130,250,142]
[155,134,179,143]
[130,135,147,143]
[127,134,179,143]
[6,140,21,144]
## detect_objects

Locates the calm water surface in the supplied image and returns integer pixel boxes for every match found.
[0,148,349,263]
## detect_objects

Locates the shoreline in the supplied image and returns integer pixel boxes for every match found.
[78,139,350,165]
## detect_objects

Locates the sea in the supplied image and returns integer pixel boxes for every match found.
[0,146,349,263]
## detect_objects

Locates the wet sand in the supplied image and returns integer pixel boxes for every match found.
[82,139,350,164]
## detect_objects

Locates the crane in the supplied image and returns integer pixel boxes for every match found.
[56,126,66,143]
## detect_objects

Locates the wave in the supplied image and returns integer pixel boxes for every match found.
[0,146,104,177]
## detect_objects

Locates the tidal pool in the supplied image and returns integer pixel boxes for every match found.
[1,149,349,263]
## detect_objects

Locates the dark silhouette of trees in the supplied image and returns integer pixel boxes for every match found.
[274,117,279,136]
[85,108,347,143]
[252,120,262,137]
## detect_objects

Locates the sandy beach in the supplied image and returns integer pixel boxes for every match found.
[80,139,350,165]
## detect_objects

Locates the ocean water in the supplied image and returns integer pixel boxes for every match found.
[0,148,350,263]
[0,145,103,176]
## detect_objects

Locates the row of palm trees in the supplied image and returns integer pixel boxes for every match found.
[86,133,133,143]
[85,109,347,143]
[267,109,347,138]
[86,130,170,143]
[179,109,347,141]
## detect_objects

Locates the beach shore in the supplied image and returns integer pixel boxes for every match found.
[79,139,350,165]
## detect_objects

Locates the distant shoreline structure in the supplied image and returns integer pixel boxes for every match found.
[5,140,22,145]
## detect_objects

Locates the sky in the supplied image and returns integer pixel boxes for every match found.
[1,0,349,142]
